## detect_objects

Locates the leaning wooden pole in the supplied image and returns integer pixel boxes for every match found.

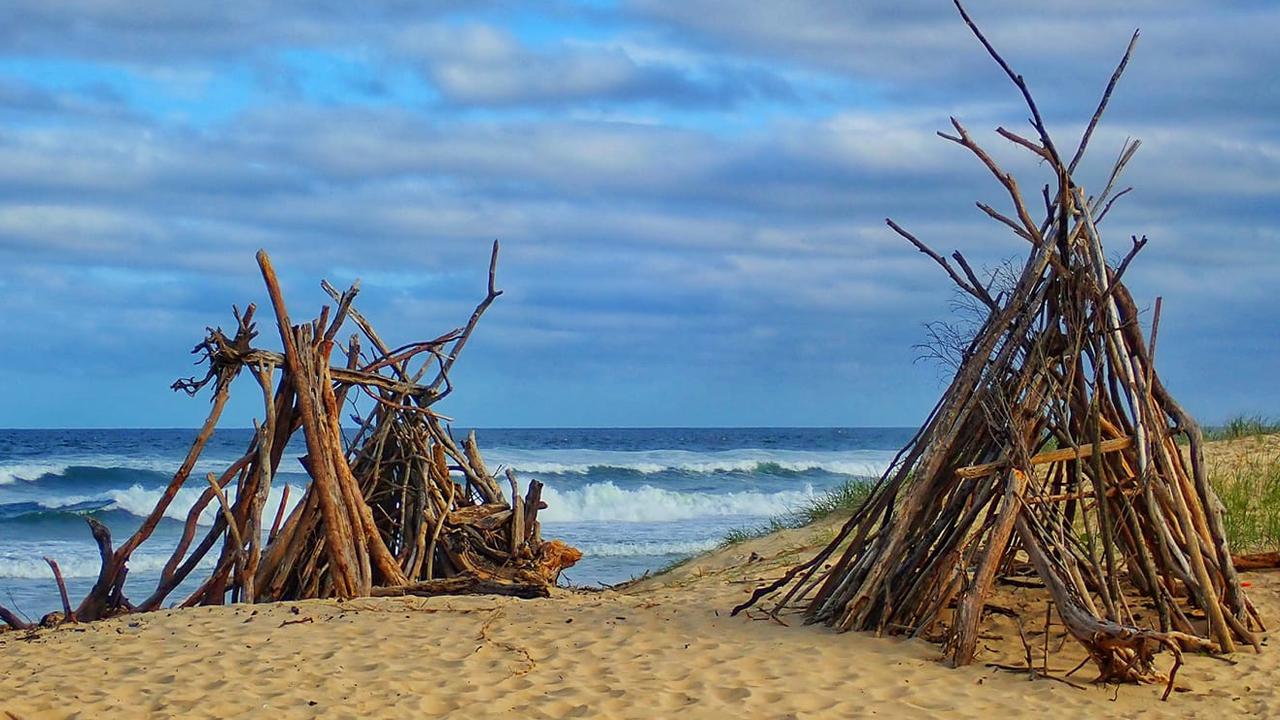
[258,250,365,598]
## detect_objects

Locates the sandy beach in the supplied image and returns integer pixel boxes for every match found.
[3,436,1278,719]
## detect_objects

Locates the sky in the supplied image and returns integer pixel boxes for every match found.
[0,1,1276,428]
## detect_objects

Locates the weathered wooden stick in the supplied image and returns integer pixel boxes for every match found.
[76,516,119,621]
[955,437,1132,479]
[200,346,433,399]
[950,468,1027,665]
[268,484,291,545]
[507,468,525,557]
[428,240,503,399]
[952,0,1062,165]
[462,431,506,505]
[77,376,236,621]
[524,480,545,545]
[319,357,407,588]
[0,604,31,630]
[1069,29,1141,174]
[43,557,75,623]
[371,577,550,600]
[206,473,246,602]
[424,475,456,581]
[887,218,996,309]
[936,118,1044,243]
[152,450,255,598]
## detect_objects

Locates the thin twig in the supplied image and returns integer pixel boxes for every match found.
[953,0,1062,165]
[1070,30,1142,174]
[1096,187,1133,224]
[886,218,997,311]
[427,240,503,400]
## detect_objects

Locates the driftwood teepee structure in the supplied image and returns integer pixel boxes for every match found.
[1,244,579,630]
[736,3,1261,696]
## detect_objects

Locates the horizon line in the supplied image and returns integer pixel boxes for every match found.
[0,424,919,432]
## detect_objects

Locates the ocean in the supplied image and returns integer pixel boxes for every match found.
[0,427,910,619]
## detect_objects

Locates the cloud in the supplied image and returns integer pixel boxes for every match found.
[628,1,1280,124]
[0,1,482,62]
[394,22,793,108]
[0,1,1276,426]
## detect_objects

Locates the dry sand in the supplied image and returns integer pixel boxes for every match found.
[3,438,1279,719]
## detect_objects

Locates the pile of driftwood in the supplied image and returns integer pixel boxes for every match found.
[1,243,578,629]
[737,2,1261,698]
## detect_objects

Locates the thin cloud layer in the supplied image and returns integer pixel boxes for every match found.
[0,1,1275,427]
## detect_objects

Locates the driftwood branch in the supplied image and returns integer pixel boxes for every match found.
[428,240,503,401]
[0,603,31,630]
[1070,30,1142,175]
[886,218,997,311]
[938,118,1042,244]
[952,0,1062,166]
[1096,187,1133,224]
[371,577,551,600]
[43,557,75,623]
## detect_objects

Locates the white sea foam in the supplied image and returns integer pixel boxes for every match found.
[0,545,220,579]
[21,482,307,527]
[574,539,721,557]
[0,463,73,485]
[1,448,893,488]
[0,483,306,580]
[485,448,895,477]
[539,481,818,524]
[0,454,266,485]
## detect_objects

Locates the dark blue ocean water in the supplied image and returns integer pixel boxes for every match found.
[0,427,911,619]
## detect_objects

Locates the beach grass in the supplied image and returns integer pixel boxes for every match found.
[1212,451,1280,552]
[1206,414,1280,441]
[1197,413,1280,551]
[719,476,875,548]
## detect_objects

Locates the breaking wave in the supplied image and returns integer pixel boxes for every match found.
[486,448,894,477]
[539,481,818,523]
[0,483,306,528]
[574,539,722,557]
[0,548,219,579]
[0,456,261,486]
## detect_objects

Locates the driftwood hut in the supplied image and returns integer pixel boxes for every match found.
[1,243,579,631]
[736,3,1261,698]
